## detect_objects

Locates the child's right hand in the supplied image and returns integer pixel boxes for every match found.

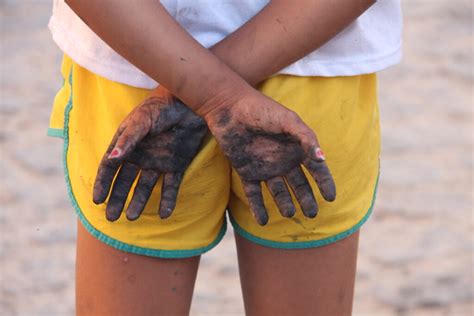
[93,88,208,221]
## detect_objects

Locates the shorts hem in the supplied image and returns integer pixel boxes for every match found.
[47,128,64,139]
[76,212,227,258]
[229,174,379,250]
[61,67,226,258]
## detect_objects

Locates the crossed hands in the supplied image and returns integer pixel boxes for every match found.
[93,87,335,225]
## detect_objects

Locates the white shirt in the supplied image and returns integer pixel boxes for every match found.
[49,0,403,89]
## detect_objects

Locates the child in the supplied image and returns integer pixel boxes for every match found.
[48,0,402,314]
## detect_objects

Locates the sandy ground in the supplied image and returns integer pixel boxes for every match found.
[0,1,473,315]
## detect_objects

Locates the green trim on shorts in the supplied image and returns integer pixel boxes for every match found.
[230,173,379,249]
[60,68,227,258]
[47,128,64,139]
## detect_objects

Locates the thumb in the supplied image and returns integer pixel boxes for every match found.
[283,114,325,162]
[108,122,149,159]
[108,97,186,159]
[283,113,335,201]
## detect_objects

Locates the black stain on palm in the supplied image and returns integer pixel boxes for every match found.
[220,125,305,182]
[215,108,232,127]
[114,98,207,173]
[128,112,207,172]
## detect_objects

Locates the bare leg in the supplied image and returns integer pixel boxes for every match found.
[76,221,200,316]
[235,231,359,316]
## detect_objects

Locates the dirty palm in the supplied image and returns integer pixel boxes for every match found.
[93,89,336,225]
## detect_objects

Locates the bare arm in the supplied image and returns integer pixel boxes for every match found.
[66,0,374,106]
[210,0,375,86]
[65,0,250,116]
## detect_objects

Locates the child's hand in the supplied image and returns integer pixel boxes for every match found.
[93,89,208,221]
[204,91,336,225]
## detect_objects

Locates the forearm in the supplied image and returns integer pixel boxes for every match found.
[211,0,375,86]
[65,0,251,116]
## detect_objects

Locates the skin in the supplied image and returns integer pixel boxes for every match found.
[235,232,360,316]
[76,220,359,316]
[93,88,208,221]
[211,0,376,86]
[66,0,375,94]
[65,0,375,314]
[76,222,199,316]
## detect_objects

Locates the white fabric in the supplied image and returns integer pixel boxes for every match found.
[49,0,403,89]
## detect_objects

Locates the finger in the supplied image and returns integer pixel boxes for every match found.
[105,163,140,222]
[109,122,149,159]
[109,98,187,159]
[303,158,336,202]
[285,167,318,218]
[265,177,295,218]
[159,172,185,219]
[126,170,161,221]
[93,157,121,204]
[282,114,335,200]
[93,132,122,204]
[241,180,269,226]
[283,112,322,160]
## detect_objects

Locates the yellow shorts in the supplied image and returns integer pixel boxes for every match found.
[48,55,380,258]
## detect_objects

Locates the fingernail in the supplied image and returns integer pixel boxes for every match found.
[315,147,325,161]
[108,147,122,159]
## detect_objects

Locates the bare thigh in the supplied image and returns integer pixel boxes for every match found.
[235,231,360,316]
[76,221,200,316]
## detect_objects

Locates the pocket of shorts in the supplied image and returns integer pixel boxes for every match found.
[47,55,73,139]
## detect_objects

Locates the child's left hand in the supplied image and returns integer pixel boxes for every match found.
[93,88,208,221]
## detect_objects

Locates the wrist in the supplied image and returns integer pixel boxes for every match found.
[196,79,254,120]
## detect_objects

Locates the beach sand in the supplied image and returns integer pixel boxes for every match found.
[0,1,472,315]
